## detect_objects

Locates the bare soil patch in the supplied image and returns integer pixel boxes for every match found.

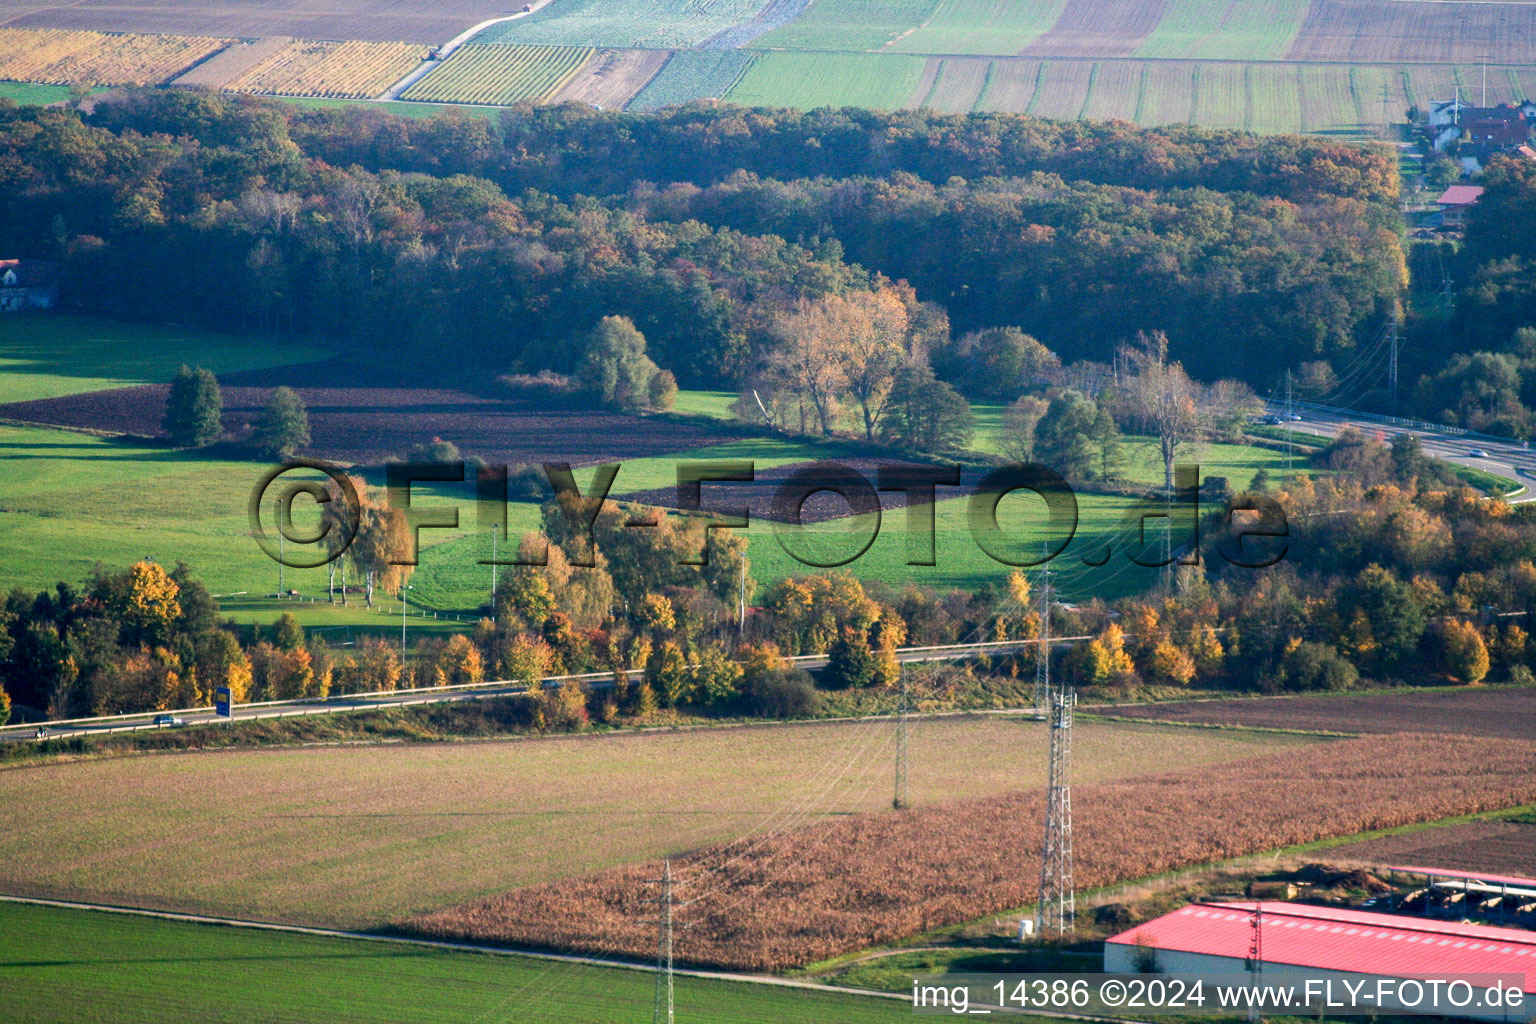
[1099,687,1536,740]
[1330,821,1536,879]
[407,733,1536,971]
[170,35,291,88]
[1286,0,1536,64]
[0,360,736,467]
[550,48,669,109]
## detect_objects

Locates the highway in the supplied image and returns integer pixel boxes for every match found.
[1271,400,1533,502]
[0,638,1082,745]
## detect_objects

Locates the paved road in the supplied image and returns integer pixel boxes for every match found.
[1272,402,1532,502]
[377,0,556,100]
[0,639,1077,745]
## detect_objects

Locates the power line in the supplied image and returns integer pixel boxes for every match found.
[1035,683,1076,940]
[651,859,675,1024]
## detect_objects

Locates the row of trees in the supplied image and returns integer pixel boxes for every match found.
[162,364,311,456]
[0,91,1404,401]
[4,426,1526,725]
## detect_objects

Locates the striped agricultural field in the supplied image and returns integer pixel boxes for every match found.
[629,50,758,109]
[888,0,1068,55]
[1080,60,1144,121]
[974,58,1044,113]
[1136,0,1310,60]
[1191,61,1248,129]
[1136,60,1198,125]
[1243,63,1304,133]
[222,39,423,99]
[1027,59,1096,119]
[402,44,592,105]
[912,56,993,111]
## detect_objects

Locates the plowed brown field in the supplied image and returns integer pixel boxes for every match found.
[408,733,1536,971]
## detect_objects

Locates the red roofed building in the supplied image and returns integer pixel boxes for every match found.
[1106,902,1536,1022]
[1437,185,1486,229]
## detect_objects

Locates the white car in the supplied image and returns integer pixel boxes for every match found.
[153,714,184,727]
[1286,413,1303,421]
[1468,448,1490,459]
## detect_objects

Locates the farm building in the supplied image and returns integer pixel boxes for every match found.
[0,259,58,312]
[1436,185,1485,229]
[1105,901,1536,1023]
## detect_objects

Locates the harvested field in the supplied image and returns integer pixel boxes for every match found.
[0,718,1307,926]
[1286,0,1536,64]
[888,0,1067,56]
[1098,687,1536,739]
[1022,0,1170,59]
[169,34,290,89]
[913,56,991,111]
[0,27,228,86]
[222,38,422,99]
[0,359,734,467]
[409,733,1536,971]
[548,47,668,109]
[700,0,814,49]
[628,50,757,109]
[402,43,591,105]
[1330,820,1536,879]
[7,1,521,44]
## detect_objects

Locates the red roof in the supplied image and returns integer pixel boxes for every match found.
[1107,902,1536,989]
[1438,185,1486,206]
[1388,865,1536,890]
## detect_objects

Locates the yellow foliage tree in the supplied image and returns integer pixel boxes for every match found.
[437,633,484,687]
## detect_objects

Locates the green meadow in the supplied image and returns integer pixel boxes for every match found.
[0,902,918,1024]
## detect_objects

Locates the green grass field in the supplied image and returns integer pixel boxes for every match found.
[727,52,928,110]
[0,314,324,404]
[0,317,1310,621]
[888,0,1067,56]
[754,0,942,52]
[0,718,1311,927]
[0,902,917,1024]
[0,82,80,105]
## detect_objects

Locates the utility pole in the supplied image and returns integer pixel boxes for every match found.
[1285,370,1295,477]
[400,582,412,663]
[1481,54,1490,108]
[1033,557,1051,711]
[1036,683,1076,940]
[893,664,910,810]
[275,495,284,596]
[738,558,747,637]
[490,523,500,598]
[652,859,675,1024]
